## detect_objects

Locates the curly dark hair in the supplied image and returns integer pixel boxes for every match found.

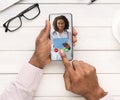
[53,15,69,31]
[63,43,71,50]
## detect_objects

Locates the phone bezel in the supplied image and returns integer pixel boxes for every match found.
[49,13,73,61]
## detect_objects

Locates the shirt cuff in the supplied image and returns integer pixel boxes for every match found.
[16,63,43,91]
[100,93,114,100]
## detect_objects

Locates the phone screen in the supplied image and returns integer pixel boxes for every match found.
[49,13,73,61]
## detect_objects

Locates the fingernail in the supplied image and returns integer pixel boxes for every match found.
[60,49,65,56]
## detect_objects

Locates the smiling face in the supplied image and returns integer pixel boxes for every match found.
[57,19,65,33]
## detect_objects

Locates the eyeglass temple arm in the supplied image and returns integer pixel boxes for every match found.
[88,0,96,5]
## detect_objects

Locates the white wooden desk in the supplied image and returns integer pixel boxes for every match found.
[0,0,120,99]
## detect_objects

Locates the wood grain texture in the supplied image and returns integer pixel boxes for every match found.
[0,4,120,27]
[20,0,120,3]
[0,51,120,73]
[0,0,120,99]
[0,27,120,50]
[0,74,120,96]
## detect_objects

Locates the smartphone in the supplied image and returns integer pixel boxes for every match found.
[49,13,73,61]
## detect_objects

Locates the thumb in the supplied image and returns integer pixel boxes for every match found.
[38,20,50,39]
[44,20,51,37]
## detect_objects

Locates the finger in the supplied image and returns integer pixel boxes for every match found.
[81,61,96,73]
[72,27,78,36]
[79,61,94,74]
[63,71,71,91]
[72,36,77,43]
[72,60,79,69]
[45,20,51,33]
[79,61,90,69]
[41,20,51,38]
[79,61,89,70]
[60,49,75,77]
[72,60,84,73]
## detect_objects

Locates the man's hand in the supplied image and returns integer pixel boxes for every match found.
[29,20,77,69]
[29,20,51,69]
[60,50,107,100]
[72,28,77,44]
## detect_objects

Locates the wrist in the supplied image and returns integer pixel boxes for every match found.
[85,86,107,100]
[29,55,44,69]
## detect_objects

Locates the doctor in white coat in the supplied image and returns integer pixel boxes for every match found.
[51,15,72,60]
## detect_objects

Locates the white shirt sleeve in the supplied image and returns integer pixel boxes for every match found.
[100,94,114,100]
[0,63,43,100]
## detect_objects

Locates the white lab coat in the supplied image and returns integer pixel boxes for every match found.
[51,30,72,60]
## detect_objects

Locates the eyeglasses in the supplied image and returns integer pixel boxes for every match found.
[88,0,96,5]
[3,3,40,32]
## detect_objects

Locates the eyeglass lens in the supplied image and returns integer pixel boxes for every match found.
[23,5,40,20]
[7,17,22,32]
[3,3,40,32]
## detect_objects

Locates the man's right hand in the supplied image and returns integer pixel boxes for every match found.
[60,50,107,100]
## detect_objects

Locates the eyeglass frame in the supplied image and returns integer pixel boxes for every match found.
[3,3,40,32]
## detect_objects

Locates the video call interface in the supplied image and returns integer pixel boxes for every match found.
[50,13,73,60]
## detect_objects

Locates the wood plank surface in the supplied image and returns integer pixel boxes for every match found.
[0,4,120,27]
[20,0,120,3]
[0,27,120,50]
[0,51,120,73]
[0,74,120,96]
[0,0,120,99]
